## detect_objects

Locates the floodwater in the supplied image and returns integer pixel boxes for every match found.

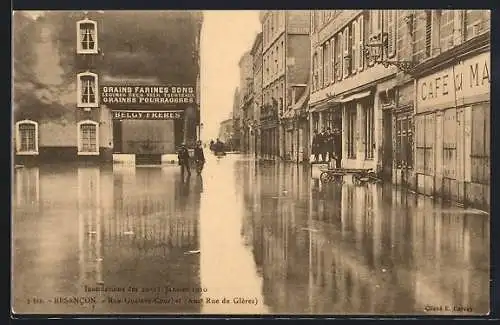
[12,154,490,315]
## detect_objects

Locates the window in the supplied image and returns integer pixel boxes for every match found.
[330,37,335,84]
[335,32,343,81]
[343,26,351,78]
[77,120,99,155]
[280,41,284,73]
[323,43,329,87]
[312,52,319,91]
[370,10,382,35]
[15,120,38,155]
[76,18,98,54]
[352,21,358,74]
[347,104,357,159]
[318,46,324,87]
[77,71,99,108]
[364,102,374,159]
[395,115,413,168]
[415,113,435,175]
[358,15,365,71]
[386,10,397,58]
[425,11,432,58]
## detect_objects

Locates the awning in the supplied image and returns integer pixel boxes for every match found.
[292,88,309,111]
[339,90,372,103]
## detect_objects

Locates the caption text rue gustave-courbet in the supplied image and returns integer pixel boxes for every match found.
[26,286,258,306]
[84,285,258,305]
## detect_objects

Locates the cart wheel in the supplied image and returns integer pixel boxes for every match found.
[320,172,333,184]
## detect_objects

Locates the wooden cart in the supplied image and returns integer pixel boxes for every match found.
[319,167,381,185]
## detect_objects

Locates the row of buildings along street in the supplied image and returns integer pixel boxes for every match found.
[224,10,490,211]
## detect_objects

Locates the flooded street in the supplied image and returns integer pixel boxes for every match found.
[12,154,489,315]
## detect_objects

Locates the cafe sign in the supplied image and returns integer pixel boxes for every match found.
[416,51,490,113]
[112,110,183,120]
[101,85,196,105]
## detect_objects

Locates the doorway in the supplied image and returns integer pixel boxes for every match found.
[382,110,393,179]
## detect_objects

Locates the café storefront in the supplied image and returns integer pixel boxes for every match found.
[100,84,198,165]
[413,46,490,210]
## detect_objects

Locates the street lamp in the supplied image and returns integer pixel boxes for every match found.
[363,11,416,74]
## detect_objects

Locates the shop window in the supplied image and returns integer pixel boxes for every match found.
[77,120,99,155]
[395,115,413,169]
[77,72,99,108]
[471,103,490,184]
[415,113,435,175]
[443,109,457,178]
[347,105,357,159]
[15,120,38,155]
[76,18,98,54]
[364,103,374,159]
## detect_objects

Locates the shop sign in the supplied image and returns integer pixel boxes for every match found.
[101,85,196,105]
[416,51,490,112]
[112,110,183,120]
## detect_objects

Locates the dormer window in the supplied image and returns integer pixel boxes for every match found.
[76,18,98,54]
[77,72,99,108]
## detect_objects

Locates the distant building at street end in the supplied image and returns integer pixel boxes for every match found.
[231,87,241,151]
[218,118,234,148]
[260,10,311,161]
[250,32,263,158]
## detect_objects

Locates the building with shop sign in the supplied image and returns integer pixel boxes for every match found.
[259,10,311,161]
[308,10,398,175]
[13,11,203,166]
[308,10,490,210]
[405,10,490,210]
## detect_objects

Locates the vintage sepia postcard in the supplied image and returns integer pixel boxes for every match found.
[11,9,490,316]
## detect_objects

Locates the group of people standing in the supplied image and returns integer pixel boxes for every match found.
[177,140,205,176]
[312,127,341,168]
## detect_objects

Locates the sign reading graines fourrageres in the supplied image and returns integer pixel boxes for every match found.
[100,85,196,105]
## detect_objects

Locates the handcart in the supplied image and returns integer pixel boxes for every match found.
[319,167,381,185]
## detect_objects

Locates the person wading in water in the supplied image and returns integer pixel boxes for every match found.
[178,143,191,176]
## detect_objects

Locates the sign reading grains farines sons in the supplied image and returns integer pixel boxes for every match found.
[100,85,196,105]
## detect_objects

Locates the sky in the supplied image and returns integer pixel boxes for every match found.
[200,10,261,141]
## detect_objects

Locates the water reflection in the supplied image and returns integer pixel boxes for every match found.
[238,161,489,315]
[13,165,202,314]
[12,158,490,315]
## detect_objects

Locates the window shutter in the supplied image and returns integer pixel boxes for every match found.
[352,21,358,74]
[358,16,364,71]
[331,36,336,83]
[343,26,350,78]
[337,31,343,81]
[387,10,396,58]
[318,46,323,88]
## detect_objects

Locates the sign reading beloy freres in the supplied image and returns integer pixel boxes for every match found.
[100,85,196,105]
[112,110,183,120]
